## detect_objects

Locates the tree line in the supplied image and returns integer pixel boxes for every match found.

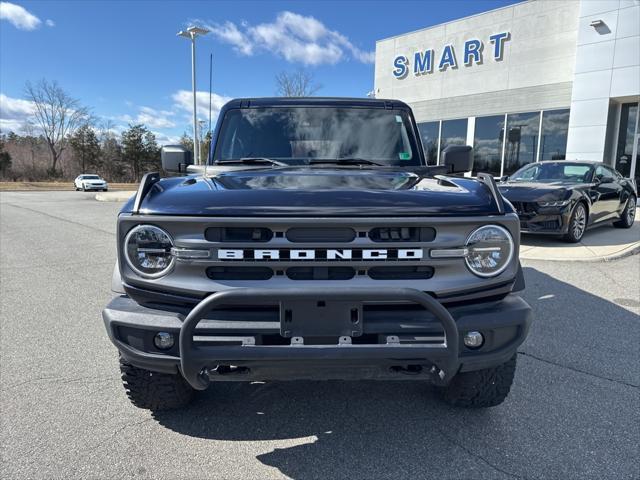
[1,79,162,183]
[0,70,322,182]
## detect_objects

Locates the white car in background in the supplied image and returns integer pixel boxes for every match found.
[74,174,108,191]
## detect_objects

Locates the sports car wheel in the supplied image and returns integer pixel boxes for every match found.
[613,196,636,229]
[563,202,587,243]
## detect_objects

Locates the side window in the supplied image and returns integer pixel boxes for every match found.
[595,165,614,182]
[604,166,621,180]
[520,165,538,180]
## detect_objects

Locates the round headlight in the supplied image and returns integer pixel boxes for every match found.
[124,225,174,278]
[464,225,514,278]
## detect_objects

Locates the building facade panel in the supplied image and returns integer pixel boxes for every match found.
[374,0,639,180]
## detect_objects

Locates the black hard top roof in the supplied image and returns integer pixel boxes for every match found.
[222,97,412,109]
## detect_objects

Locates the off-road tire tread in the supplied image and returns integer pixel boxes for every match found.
[441,354,516,408]
[120,358,194,411]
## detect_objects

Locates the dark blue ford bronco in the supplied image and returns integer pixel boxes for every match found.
[103,97,532,410]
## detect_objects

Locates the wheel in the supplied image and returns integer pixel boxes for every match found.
[613,195,636,229]
[440,354,517,408]
[563,202,587,243]
[119,357,194,411]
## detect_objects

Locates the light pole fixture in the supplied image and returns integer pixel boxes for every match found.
[177,26,209,165]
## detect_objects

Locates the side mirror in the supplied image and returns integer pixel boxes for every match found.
[161,145,193,173]
[500,175,509,182]
[441,145,473,174]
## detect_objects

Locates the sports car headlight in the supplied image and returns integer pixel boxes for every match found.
[464,225,514,278]
[538,200,570,207]
[124,225,174,278]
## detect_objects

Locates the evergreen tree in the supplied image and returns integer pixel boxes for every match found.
[179,132,193,152]
[69,124,101,173]
[121,124,159,181]
[0,135,12,178]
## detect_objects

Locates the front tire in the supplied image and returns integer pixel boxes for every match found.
[563,202,587,243]
[440,354,517,408]
[613,195,636,229]
[119,357,194,411]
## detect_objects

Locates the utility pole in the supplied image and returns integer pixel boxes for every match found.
[177,26,209,165]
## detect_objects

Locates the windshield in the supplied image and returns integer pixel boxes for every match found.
[509,163,593,183]
[82,175,100,180]
[213,107,421,166]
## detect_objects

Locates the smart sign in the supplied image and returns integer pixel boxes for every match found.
[392,32,510,79]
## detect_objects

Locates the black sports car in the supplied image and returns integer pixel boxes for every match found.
[498,161,637,242]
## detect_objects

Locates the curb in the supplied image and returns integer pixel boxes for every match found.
[95,191,135,202]
[520,243,640,263]
[602,244,640,262]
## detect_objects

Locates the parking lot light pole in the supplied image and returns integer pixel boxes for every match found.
[177,26,209,165]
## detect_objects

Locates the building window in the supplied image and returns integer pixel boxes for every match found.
[440,119,468,156]
[615,103,638,179]
[473,115,504,177]
[539,109,569,161]
[503,111,540,176]
[417,121,439,165]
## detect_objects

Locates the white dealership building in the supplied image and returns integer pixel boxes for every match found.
[374,0,640,181]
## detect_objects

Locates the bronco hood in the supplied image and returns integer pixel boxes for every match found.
[129,167,502,217]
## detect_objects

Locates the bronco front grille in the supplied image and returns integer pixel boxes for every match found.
[119,214,521,297]
[205,266,435,281]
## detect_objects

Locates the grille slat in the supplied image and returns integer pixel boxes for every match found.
[286,227,356,243]
[369,227,435,242]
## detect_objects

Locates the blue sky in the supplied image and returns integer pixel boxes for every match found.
[1,0,519,143]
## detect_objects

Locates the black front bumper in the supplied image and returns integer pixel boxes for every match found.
[103,287,532,390]
[516,209,572,234]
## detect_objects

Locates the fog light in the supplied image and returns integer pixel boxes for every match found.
[463,331,484,348]
[154,332,174,350]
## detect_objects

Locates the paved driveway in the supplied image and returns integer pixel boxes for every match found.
[1,191,638,480]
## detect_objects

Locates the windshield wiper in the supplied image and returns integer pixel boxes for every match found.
[308,158,384,167]
[215,157,289,166]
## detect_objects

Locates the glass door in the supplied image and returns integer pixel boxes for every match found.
[632,133,640,185]
[615,102,639,179]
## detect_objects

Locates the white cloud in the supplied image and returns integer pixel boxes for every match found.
[211,21,253,55]
[136,106,176,129]
[0,93,35,132]
[171,90,232,123]
[117,105,176,129]
[45,18,54,27]
[201,11,374,65]
[0,2,42,30]
[152,131,180,146]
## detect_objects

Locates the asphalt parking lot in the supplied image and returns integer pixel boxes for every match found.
[1,191,639,480]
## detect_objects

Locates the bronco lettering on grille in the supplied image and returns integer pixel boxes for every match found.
[217,248,423,261]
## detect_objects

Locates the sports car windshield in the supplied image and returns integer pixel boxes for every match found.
[213,107,420,166]
[510,163,593,183]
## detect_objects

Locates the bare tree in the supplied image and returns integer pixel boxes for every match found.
[275,70,321,97]
[98,118,118,142]
[21,120,40,173]
[24,79,90,176]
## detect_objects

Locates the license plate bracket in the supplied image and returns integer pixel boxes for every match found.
[280,300,363,338]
